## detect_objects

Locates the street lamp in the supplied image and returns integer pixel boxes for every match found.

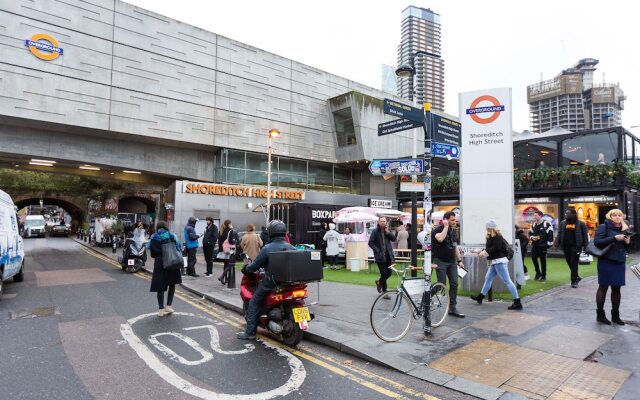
[395,51,433,276]
[266,128,280,223]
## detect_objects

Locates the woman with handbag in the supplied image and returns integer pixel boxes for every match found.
[217,220,238,285]
[470,220,522,310]
[593,209,630,325]
[148,221,182,317]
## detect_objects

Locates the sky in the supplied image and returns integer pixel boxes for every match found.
[125,0,639,134]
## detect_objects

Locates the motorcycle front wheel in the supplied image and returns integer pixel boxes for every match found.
[125,261,142,273]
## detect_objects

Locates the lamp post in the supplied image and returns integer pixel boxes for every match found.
[266,128,280,223]
[396,50,437,275]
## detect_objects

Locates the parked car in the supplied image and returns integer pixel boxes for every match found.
[22,215,46,238]
[50,223,70,237]
[1,189,26,300]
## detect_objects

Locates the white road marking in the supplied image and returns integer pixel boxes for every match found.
[121,312,306,399]
[185,325,255,355]
[149,332,214,366]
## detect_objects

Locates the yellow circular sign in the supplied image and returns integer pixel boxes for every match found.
[25,33,63,61]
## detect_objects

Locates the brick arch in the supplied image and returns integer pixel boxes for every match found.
[118,195,156,214]
[13,196,87,229]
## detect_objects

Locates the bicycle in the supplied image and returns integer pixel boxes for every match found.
[370,264,449,342]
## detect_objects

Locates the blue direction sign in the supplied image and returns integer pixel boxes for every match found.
[369,159,424,176]
[383,99,424,123]
[378,118,422,136]
[431,142,461,160]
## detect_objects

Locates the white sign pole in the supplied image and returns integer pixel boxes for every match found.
[459,88,514,246]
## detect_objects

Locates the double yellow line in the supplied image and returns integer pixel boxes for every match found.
[83,248,439,400]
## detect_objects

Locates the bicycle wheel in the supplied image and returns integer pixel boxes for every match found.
[370,289,413,342]
[429,282,449,327]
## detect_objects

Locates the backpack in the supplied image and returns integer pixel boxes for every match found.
[503,237,514,260]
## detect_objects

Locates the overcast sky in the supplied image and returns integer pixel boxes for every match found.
[126,0,639,134]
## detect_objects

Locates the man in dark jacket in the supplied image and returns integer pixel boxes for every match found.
[432,211,465,318]
[237,220,295,340]
[202,217,219,277]
[529,210,554,281]
[555,208,588,288]
[183,217,200,277]
[368,216,396,297]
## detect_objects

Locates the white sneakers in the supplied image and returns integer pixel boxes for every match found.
[165,305,174,315]
[158,308,165,317]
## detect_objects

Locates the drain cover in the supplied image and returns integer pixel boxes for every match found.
[10,307,60,319]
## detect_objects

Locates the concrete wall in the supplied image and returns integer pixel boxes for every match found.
[0,0,412,172]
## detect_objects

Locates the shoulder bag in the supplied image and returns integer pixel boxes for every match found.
[218,230,235,259]
[585,224,612,257]
[161,237,183,270]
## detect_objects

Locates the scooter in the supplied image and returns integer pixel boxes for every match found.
[240,268,314,347]
[118,235,146,273]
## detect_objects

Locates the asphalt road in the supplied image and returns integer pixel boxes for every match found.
[0,237,477,400]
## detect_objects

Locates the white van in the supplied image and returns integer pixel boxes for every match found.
[1,190,26,300]
[23,215,46,238]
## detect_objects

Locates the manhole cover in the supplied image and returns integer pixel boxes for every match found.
[10,307,60,319]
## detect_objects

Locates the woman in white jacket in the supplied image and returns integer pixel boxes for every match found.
[323,223,342,270]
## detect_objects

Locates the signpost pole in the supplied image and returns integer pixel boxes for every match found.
[409,78,418,278]
[423,103,433,333]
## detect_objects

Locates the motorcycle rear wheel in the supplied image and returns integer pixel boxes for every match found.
[281,310,303,347]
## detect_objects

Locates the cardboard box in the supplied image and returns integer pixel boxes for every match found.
[268,250,324,283]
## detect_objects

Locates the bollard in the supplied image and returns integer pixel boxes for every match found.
[84,233,88,242]
[227,261,236,289]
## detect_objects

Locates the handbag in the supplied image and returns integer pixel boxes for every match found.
[585,241,612,257]
[222,230,236,254]
[161,237,183,270]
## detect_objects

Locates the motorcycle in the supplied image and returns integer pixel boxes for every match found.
[118,231,146,273]
[240,268,314,347]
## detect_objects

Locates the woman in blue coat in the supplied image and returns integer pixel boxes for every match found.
[593,209,630,325]
[148,221,182,317]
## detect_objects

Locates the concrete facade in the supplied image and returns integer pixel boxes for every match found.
[0,0,418,183]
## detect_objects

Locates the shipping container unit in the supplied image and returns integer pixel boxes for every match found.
[270,203,348,250]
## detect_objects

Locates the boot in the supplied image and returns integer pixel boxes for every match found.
[611,309,625,325]
[470,293,485,304]
[165,305,174,315]
[487,289,493,302]
[508,298,523,310]
[596,309,612,325]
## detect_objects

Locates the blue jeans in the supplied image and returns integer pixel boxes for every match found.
[481,262,519,299]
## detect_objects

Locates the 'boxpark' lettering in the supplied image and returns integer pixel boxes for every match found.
[184,182,304,200]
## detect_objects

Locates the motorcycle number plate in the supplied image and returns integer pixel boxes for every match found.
[292,307,311,323]
[128,259,135,266]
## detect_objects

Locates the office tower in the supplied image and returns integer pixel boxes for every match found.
[397,6,445,111]
[527,58,625,134]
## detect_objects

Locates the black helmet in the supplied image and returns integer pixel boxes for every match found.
[267,220,286,239]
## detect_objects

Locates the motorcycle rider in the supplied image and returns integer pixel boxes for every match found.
[237,220,295,340]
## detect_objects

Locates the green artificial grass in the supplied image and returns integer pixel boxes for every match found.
[320,258,599,300]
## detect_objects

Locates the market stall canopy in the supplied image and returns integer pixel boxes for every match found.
[334,206,410,222]
[333,211,379,223]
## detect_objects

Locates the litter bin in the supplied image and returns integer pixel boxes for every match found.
[349,258,361,272]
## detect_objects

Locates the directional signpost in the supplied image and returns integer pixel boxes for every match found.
[383,99,424,123]
[378,119,422,136]
[368,159,424,176]
[431,113,462,146]
[431,142,461,160]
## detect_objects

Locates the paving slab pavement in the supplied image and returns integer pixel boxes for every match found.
[76,238,640,400]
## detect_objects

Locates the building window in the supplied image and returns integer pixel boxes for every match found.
[227,150,245,169]
[226,168,245,184]
[561,132,618,166]
[514,140,558,169]
[308,161,333,192]
[333,107,357,147]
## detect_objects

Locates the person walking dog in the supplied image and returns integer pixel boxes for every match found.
[593,209,630,325]
[148,221,182,317]
[471,220,522,310]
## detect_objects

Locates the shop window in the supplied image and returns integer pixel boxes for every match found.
[625,134,634,164]
[515,140,557,169]
[334,166,351,181]
[225,168,244,184]
[561,132,617,166]
[246,152,268,171]
[279,158,307,175]
[279,174,306,189]
[635,140,640,166]
[226,150,245,169]
[308,161,333,192]
[246,170,268,186]
[334,179,351,194]
[333,107,357,147]
[351,171,362,194]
